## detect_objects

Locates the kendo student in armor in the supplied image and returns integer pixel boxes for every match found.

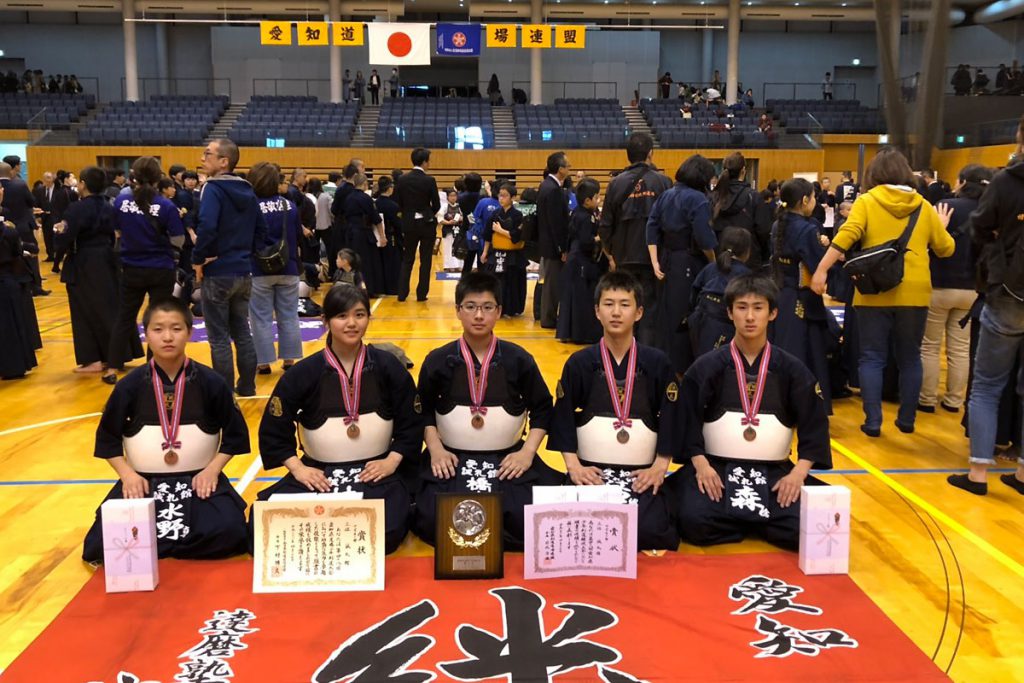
[667,275,832,550]
[83,298,249,562]
[549,270,681,551]
[255,285,420,554]
[413,271,562,550]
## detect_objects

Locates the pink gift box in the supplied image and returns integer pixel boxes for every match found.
[101,499,159,593]
[799,485,850,575]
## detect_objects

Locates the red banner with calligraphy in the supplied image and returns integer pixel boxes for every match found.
[3,554,947,682]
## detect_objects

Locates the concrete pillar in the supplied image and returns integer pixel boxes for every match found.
[726,0,740,105]
[155,21,169,96]
[701,28,714,85]
[123,0,139,101]
[530,0,542,104]
[329,0,343,103]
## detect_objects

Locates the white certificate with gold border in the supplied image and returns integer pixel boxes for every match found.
[252,498,385,593]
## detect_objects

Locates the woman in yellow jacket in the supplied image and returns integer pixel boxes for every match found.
[811,148,954,437]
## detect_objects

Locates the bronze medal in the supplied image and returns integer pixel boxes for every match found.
[164,449,179,465]
[324,345,367,444]
[743,426,757,442]
[472,414,485,429]
[616,429,630,444]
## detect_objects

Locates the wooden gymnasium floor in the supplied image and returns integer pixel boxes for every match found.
[1,258,1023,681]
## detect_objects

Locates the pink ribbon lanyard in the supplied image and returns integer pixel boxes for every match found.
[599,338,637,431]
[323,345,366,425]
[459,335,498,417]
[150,358,188,452]
[729,341,771,427]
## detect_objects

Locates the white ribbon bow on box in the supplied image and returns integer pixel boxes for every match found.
[113,531,140,572]
[815,521,840,557]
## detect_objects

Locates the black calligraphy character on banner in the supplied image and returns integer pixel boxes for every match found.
[529,29,544,44]
[439,587,640,682]
[493,28,509,43]
[563,30,577,44]
[729,575,823,615]
[314,600,439,683]
[306,26,322,41]
[269,25,284,42]
[750,615,858,658]
[176,658,234,682]
[201,609,258,636]
[341,26,355,42]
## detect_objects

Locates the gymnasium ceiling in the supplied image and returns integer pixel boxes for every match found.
[0,0,1017,24]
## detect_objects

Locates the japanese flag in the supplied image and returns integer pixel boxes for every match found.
[368,23,431,66]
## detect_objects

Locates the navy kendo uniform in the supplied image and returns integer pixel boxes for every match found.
[256,345,421,554]
[687,260,752,358]
[549,342,681,551]
[771,213,835,413]
[83,361,250,562]
[668,344,832,550]
[413,339,562,550]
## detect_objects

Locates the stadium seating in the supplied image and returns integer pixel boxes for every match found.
[638,99,776,149]
[373,98,494,149]
[764,99,885,134]
[229,95,359,147]
[77,95,227,145]
[0,92,95,130]
[513,99,629,148]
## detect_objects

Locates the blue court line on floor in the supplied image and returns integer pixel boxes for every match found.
[0,468,1014,487]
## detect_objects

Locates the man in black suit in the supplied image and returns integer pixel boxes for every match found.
[921,168,947,206]
[0,156,47,295]
[536,151,571,328]
[33,171,57,265]
[395,147,441,302]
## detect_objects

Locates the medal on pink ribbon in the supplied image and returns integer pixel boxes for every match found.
[459,335,498,429]
[599,338,637,444]
[729,340,772,442]
[151,358,189,465]
[323,345,367,438]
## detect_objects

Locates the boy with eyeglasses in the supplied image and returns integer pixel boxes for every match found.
[549,270,680,550]
[412,271,561,549]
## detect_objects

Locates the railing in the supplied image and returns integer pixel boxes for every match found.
[123,78,231,101]
[25,108,49,145]
[942,116,1021,149]
[509,80,619,103]
[805,113,825,150]
[253,78,406,101]
[637,81,724,102]
[762,82,857,104]
[253,78,332,100]
[882,65,1013,104]
[70,76,100,100]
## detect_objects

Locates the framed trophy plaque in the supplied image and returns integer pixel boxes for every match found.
[434,492,504,580]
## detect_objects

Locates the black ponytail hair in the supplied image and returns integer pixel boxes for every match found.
[716,226,752,274]
[770,178,815,285]
[131,156,162,217]
[712,152,746,222]
[956,164,993,201]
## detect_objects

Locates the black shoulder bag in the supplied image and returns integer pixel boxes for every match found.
[842,204,922,296]
[255,210,289,275]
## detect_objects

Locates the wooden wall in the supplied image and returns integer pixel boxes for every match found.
[932,143,1017,184]
[0,129,29,141]
[26,145,824,191]
[24,142,1017,192]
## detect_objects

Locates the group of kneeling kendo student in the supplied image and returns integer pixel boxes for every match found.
[82,268,832,563]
